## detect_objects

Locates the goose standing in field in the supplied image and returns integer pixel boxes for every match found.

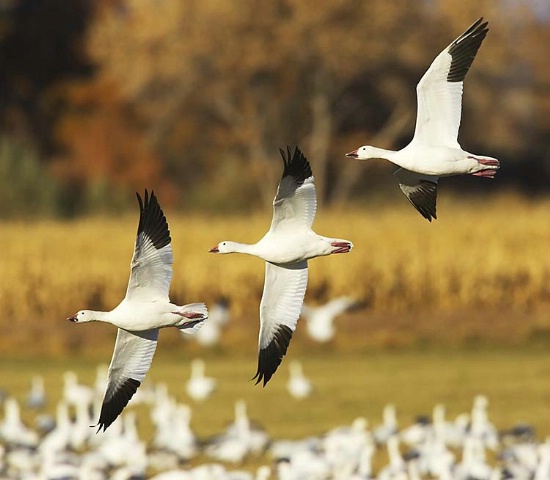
[62,371,94,410]
[67,190,208,431]
[0,397,39,448]
[186,358,217,402]
[374,404,399,445]
[287,360,313,400]
[210,146,353,385]
[346,18,499,221]
[26,375,46,409]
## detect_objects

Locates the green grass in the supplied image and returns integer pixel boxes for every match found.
[4,346,550,444]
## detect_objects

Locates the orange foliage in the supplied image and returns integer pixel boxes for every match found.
[50,80,162,189]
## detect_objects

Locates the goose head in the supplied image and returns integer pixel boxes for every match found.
[67,310,95,323]
[346,145,386,160]
[208,241,240,254]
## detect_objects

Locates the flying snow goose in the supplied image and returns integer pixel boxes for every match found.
[346,18,499,221]
[301,296,362,343]
[67,190,208,431]
[209,146,353,385]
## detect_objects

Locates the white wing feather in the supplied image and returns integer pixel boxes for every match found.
[259,262,308,349]
[271,176,317,232]
[104,329,159,398]
[125,232,173,301]
[413,50,464,147]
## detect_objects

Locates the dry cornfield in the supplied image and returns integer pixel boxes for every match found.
[2,192,549,355]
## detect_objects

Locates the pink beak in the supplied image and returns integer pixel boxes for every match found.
[209,246,219,253]
[67,315,78,322]
[345,149,359,158]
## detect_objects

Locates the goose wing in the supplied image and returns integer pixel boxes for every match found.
[270,146,317,233]
[253,261,308,386]
[413,18,488,147]
[96,328,158,431]
[125,190,173,301]
[394,168,439,222]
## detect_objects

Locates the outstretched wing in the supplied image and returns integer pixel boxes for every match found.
[96,328,159,431]
[253,261,308,386]
[413,18,488,147]
[395,168,439,222]
[125,190,173,301]
[270,146,317,233]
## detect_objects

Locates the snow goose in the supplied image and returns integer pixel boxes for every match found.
[346,18,499,221]
[206,400,269,463]
[26,375,46,409]
[210,146,353,385]
[301,296,362,343]
[0,397,39,448]
[67,190,208,431]
[186,358,217,402]
[286,360,312,399]
[374,404,399,445]
[470,394,499,450]
[62,370,94,410]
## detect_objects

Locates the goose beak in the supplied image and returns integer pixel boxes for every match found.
[67,315,78,323]
[345,149,358,158]
[209,246,219,253]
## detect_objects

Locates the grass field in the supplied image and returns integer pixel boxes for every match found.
[2,346,550,471]
[2,191,550,472]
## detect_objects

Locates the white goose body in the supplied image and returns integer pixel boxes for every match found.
[82,301,203,332]
[367,144,494,177]
[222,231,346,266]
[67,190,208,431]
[211,146,353,385]
[346,18,499,221]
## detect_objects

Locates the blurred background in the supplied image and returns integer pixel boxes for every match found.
[1,2,550,473]
[0,0,549,217]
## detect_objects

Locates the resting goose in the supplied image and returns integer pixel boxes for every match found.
[210,146,353,385]
[346,18,499,221]
[67,190,208,431]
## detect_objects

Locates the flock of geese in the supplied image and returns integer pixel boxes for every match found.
[0,371,548,480]
[66,17,501,433]
[0,16,515,478]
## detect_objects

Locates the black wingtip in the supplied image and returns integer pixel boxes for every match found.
[95,378,141,432]
[408,180,437,222]
[447,18,489,83]
[252,325,293,387]
[279,146,313,186]
[135,189,171,250]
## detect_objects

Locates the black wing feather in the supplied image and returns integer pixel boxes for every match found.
[279,146,312,187]
[136,189,171,250]
[404,180,438,222]
[96,378,141,432]
[447,18,489,83]
[253,325,293,387]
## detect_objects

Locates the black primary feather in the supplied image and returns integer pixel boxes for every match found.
[279,146,313,187]
[136,189,171,250]
[253,325,293,387]
[96,378,140,432]
[447,18,489,83]
[404,181,438,222]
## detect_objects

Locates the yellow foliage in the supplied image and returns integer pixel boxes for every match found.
[1,193,549,355]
